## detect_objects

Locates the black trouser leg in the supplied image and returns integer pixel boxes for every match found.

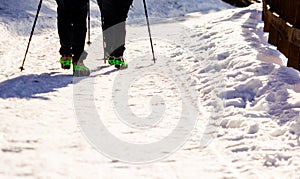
[98,0,133,57]
[56,0,88,63]
[71,5,87,62]
[56,3,72,57]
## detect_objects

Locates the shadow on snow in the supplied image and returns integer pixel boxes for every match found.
[0,72,74,100]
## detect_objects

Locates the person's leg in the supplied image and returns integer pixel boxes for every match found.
[98,0,133,57]
[70,0,88,63]
[56,0,89,75]
[111,0,133,57]
[56,0,72,58]
[97,0,117,57]
[71,0,90,76]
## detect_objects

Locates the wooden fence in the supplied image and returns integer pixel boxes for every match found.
[262,0,300,70]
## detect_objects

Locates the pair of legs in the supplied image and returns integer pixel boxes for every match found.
[97,0,133,58]
[56,0,132,73]
[56,0,88,63]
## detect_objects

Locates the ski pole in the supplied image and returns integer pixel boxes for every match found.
[20,0,43,71]
[143,0,156,63]
[87,0,92,45]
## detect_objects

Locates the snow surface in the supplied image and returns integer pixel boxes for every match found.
[1,0,300,178]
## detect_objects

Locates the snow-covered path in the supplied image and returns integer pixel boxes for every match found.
[1,0,300,178]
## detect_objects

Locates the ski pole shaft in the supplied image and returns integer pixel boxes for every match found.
[87,0,91,45]
[20,0,43,71]
[143,0,156,63]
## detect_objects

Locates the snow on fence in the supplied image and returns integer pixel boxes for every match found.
[262,0,300,70]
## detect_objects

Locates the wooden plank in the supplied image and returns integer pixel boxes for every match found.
[268,25,278,46]
[268,0,275,12]
[262,0,266,21]
[267,10,291,39]
[266,10,300,47]
[282,0,294,24]
[271,0,280,15]
[294,0,300,28]
[278,0,284,17]
[263,19,270,32]
[263,3,270,32]
[278,33,290,57]
[291,28,300,47]
[263,0,300,71]
[287,44,300,70]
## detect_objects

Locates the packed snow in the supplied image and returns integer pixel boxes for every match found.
[1,0,300,178]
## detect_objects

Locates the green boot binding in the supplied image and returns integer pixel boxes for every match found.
[107,56,128,69]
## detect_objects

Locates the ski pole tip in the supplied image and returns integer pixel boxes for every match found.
[19,66,25,72]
